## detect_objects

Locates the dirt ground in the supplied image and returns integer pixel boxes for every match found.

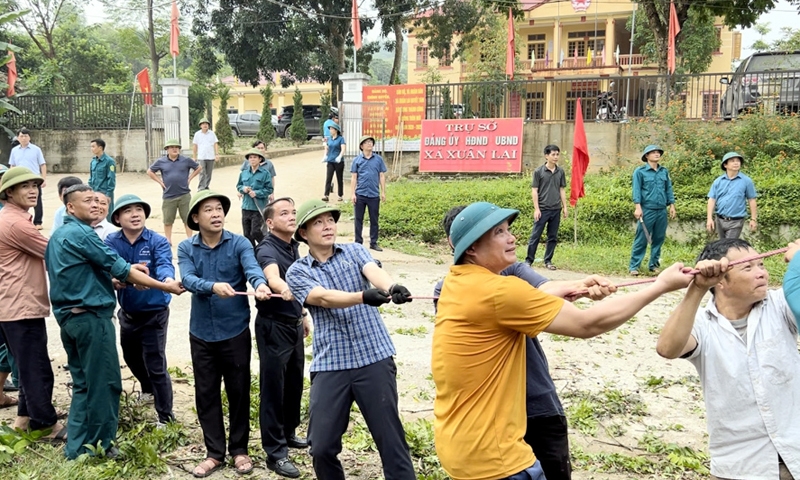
[0,149,713,479]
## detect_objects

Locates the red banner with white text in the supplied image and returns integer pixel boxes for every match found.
[419,118,523,173]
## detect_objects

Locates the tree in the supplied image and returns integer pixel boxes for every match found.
[288,87,307,147]
[440,83,454,119]
[258,85,276,146]
[0,10,27,139]
[319,90,331,134]
[5,0,76,59]
[750,22,771,52]
[369,57,393,85]
[214,85,234,153]
[373,0,416,85]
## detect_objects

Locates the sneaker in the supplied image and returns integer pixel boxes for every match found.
[137,392,155,405]
[267,457,301,478]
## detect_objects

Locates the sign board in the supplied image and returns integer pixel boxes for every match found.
[363,84,426,139]
[419,118,524,173]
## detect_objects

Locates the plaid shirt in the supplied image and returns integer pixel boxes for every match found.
[287,243,395,372]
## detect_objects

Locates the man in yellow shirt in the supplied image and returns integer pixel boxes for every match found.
[433,201,694,480]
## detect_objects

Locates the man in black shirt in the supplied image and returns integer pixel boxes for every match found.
[525,144,568,270]
[254,197,310,478]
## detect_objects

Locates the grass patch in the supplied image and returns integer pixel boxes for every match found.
[563,387,648,436]
[394,326,429,337]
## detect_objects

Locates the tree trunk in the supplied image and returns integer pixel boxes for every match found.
[389,19,404,85]
[148,0,159,92]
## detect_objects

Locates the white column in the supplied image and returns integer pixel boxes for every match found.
[158,78,193,154]
[338,73,370,160]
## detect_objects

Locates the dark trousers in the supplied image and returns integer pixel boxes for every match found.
[118,308,173,423]
[308,357,415,480]
[60,310,122,459]
[525,208,561,265]
[0,327,19,385]
[354,195,380,247]
[324,162,344,198]
[190,328,251,462]
[0,319,57,430]
[241,209,264,247]
[524,415,572,480]
[500,461,546,480]
[629,208,668,271]
[34,185,43,226]
[255,314,304,462]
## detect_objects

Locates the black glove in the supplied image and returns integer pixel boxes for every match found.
[363,288,391,307]
[389,284,413,304]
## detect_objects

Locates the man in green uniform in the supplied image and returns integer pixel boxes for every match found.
[88,139,116,222]
[45,184,184,459]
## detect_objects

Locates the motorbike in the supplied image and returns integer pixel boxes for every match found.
[596,82,627,122]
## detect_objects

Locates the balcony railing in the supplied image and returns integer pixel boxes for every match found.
[528,54,647,72]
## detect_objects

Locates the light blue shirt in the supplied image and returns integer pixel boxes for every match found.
[51,205,66,236]
[708,172,757,219]
[9,144,46,174]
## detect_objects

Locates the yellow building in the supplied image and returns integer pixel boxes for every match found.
[211,73,331,115]
[408,0,743,120]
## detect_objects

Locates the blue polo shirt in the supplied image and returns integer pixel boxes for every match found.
[433,262,564,418]
[351,153,387,198]
[632,164,675,210]
[325,135,346,163]
[105,228,174,313]
[708,172,757,219]
[177,230,267,342]
[149,155,200,199]
[287,243,395,372]
[9,143,45,174]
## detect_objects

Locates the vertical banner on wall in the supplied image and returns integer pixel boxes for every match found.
[419,118,524,173]
[363,84,426,139]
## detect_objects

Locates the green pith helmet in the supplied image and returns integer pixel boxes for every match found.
[0,166,44,197]
[164,139,182,149]
[199,117,210,126]
[0,164,8,177]
[359,135,376,151]
[244,148,266,163]
[641,145,664,162]
[186,190,231,231]
[293,199,341,243]
[110,194,151,227]
[721,151,743,171]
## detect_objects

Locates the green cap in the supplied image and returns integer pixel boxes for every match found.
[294,199,341,243]
[164,139,182,149]
[0,166,44,197]
[359,135,376,151]
[187,190,231,231]
[199,117,210,126]
[721,151,743,171]
[641,145,664,162]
[110,194,151,227]
[450,202,519,265]
[244,148,266,163]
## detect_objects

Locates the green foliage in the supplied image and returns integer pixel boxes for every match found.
[440,84,454,120]
[319,89,332,135]
[404,418,449,480]
[394,325,428,337]
[289,87,307,146]
[258,84,276,146]
[188,82,214,132]
[214,85,234,153]
[563,388,647,436]
[0,10,26,138]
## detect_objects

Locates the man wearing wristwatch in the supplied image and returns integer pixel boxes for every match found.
[254,197,310,478]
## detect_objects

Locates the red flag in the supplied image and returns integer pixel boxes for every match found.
[505,8,515,79]
[170,0,180,58]
[668,1,680,74]
[6,50,17,97]
[136,68,153,105]
[351,0,361,50]
[570,98,590,207]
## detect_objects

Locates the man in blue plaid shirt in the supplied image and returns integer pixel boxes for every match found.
[286,200,415,480]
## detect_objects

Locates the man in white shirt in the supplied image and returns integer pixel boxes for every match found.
[92,192,117,241]
[9,128,47,229]
[657,238,800,480]
[192,118,219,191]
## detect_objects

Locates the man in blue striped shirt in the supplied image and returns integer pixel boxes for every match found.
[286,199,415,480]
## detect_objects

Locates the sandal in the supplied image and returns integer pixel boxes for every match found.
[233,454,254,475]
[545,263,557,271]
[193,458,223,478]
[0,393,18,409]
[40,423,68,444]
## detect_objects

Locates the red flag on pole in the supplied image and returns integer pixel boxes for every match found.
[668,1,680,74]
[351,0,362,50]
[136,68,153,105]
[6,50,17,97]
[170,0,180,57]
[505,8,515,79]
[570,98,590,207]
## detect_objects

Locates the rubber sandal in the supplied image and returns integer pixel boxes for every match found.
[545,263,557,271]
[233,454,254,475]
[0,393,18,409]
[193,458,223,478]
[40,424,68,444]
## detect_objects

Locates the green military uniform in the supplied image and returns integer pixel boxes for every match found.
[45,216,132,459]
[89,152,117,222]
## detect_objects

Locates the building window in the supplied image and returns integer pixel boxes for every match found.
[440,47,451,67]
[416,45,429,68]
[525,91,544,119]
[566,30,605,59]
[702,92,720,118]
[528,43,546,62]
[714,27,722,54]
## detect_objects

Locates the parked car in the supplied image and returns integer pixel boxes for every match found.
[719,51,800,119]
[276,106,338,138]
[228,113,278,136]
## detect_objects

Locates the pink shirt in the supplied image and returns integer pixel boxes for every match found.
[0,202,50,321]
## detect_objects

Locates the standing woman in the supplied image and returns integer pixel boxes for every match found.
[322,125,345,202]
[237,148,274,247]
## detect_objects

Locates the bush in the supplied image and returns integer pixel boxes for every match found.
[214,85,235,153]
[257,84,276,147]
[288,87,307,146]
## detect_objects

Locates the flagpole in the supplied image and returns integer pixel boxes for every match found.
[354,46,357,73]
[173,55,177,79]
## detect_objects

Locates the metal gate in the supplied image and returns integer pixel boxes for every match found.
[339,102,387,162]
[144,105,181,166]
